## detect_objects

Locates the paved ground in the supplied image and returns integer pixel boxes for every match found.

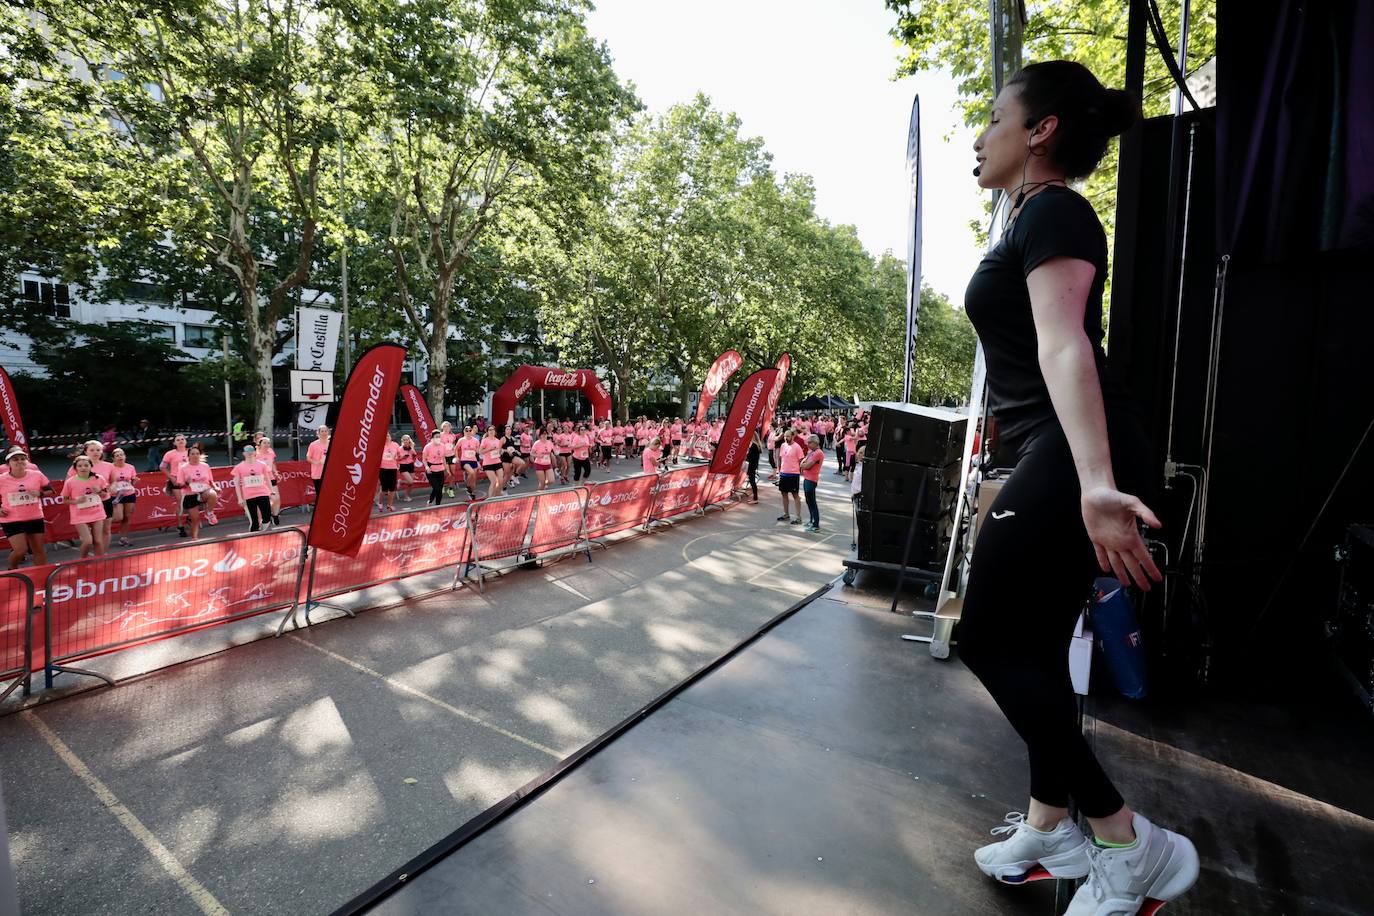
[0,462,859,915]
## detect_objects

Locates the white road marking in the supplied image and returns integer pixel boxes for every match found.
[287,635,561,759]
[23,712,231,916]
[746,534,841,584]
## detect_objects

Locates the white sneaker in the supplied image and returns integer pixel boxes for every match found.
[1066,814,1199,915]
[974,813,1090,884]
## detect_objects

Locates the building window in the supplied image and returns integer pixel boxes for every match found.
[129,322,176,342]
[183,325,220,347]
[111,279,169,303]
[21,280,71,318]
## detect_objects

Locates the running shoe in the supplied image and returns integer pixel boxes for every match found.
[789,518,801,525]
[803,523,817,532]
[178,526,189,538]
[272,515,281,526]
[1065,814,1199,916]
[118,536,132,547]
[204,510,218,526]
[777,514,790,522]
[975,813,1090,884]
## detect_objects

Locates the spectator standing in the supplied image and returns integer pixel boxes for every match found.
[800,434,824,531]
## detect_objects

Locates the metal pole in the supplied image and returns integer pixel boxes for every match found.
[1174,0,1193,116]
[223,333,234,462]
[339,133,351,376]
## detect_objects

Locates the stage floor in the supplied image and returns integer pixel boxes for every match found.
[364,577,1374,916]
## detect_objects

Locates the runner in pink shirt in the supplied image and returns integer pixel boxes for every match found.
[398,435,418,502]
[554,425,573,484]
[231,445,274,532]
[107,447,140,547]
[69,439,116,546]
[570,425,593,481]
[253,432,283,525]
[0,449,54,567]
[62,456,110,557]
[478,428,504,499]
[378,433,401,512]
[307,425,330,504]
[421,430,448,505]
[439,421,459,488]
[160,433,191,537]
[530,430,556,491]
[457,426,480,498]
[642,437,665,474]
[173,445,220,540]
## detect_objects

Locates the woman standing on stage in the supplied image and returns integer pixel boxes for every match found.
[0,449,53,568]
[959,61,1197,913]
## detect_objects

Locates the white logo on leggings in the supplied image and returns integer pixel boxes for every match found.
[991,510,1016,520]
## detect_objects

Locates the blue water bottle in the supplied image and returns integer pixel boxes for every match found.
[1090,577,1149,700]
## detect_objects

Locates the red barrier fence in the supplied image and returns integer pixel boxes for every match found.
[43,528,307,688]
[583,475,657,539]
[305,502,472,604]
[0,573,36,701]
[2,465,764,701]
[468,495,537,565]
[648,466,709,523]
[528,487,591,557]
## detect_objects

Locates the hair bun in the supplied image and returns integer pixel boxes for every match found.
[1100,88,1140,137]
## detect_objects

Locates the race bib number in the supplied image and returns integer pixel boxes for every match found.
[243,474,264,488]
[190,481,210,494]
[76,493,101,510]
[5,491,36,507]
[112,480,134,493]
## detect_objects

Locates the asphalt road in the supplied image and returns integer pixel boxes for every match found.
[0,462,858,915]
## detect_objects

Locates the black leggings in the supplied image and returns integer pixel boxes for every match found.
[245,495,272,531]
[746,460,759,500]
[957,414,1154,820]
[427,471,446,505]
[573,457,591,481]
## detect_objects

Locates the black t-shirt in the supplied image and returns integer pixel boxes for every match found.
[964,186,1123,445]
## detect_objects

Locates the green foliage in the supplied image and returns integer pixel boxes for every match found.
[15,321,223,429]
[886,0,1216,263]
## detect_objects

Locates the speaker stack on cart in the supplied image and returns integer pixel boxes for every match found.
[1328,524,1374,714]
[856,403,967,570]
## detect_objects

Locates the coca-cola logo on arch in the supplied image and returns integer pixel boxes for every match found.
[544,371,581,387]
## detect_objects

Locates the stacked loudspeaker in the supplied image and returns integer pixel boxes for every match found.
[857,403,967,568]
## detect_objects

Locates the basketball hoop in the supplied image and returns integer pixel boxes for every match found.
[290,369,335,404]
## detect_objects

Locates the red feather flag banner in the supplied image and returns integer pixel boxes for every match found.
[309,343,407,557]
[400,384,436,442]
[709,367,778,476]
[760,352,791,435]
[0,366,29,454]
[694,349,743,423]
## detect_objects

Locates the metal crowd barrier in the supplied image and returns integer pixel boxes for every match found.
[43,528,308,689]
[1,462,762,700]
[0,573,36,703]
[281,501,473,633]
[461,489,564,593]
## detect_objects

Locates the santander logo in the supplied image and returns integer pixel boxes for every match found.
[213,549,248,573]
[347,463,364,485]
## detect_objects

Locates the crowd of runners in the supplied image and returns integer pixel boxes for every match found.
[0,410,869,568]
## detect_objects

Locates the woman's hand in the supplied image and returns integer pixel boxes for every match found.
[1080,486,1163,591]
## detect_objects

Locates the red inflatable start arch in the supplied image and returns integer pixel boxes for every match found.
[491,366,613,424]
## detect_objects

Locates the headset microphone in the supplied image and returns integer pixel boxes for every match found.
[972,165,982,177]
